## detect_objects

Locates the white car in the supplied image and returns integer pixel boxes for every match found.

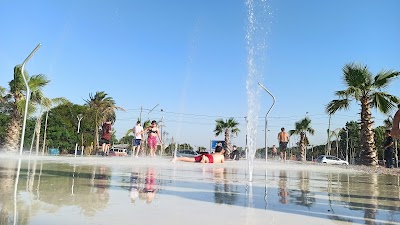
[175,149,200,158]
[316,155,349,166]
[109,147,128,156]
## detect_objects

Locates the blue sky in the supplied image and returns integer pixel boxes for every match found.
[1,0,399,150]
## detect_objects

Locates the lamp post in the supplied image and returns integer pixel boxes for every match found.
[345,127,349,163]
[258,82,276,162]
[74,114,83,157]
[244,117,248,159]
[147,104,159,119]
[19,44,41,155]
[158,114,165,156]
[326,115,332,155]
[311,145,314,161]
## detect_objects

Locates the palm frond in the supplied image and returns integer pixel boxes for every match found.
[290,117,314,137]
[28,74,50,91]
[383,117,392,128]
[371,92,398,114]
[325,99,350,115]
[374,70,400,89]
[17,99,36,115]
[214,118,240,137]
[30,91,44,103]
[143,120,151,129]
[342,63,372,88]
[125,128,133,136]
[50,97,69,108]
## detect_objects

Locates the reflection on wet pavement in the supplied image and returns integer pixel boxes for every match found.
[1,157,400,225]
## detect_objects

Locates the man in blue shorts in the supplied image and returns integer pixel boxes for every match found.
[132,121,143,157]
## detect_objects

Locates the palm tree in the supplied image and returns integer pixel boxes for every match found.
[84,91,123,150]
[38,97,69,155]
[330,128,343,158]
[326,63,400,166]
[213,118,240,156]
[383,116,393,128]
[3,65,49,151]
[289,117,314,161]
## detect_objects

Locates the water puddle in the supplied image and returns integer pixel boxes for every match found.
[0,156,399,225]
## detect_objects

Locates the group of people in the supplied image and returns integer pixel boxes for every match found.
[99,119,163,157]
[101,105,400,167]
[131,120,163,158]
[274,111,400,168]
[130,167,158,204]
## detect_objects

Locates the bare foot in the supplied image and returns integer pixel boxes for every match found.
[200,155,207,163]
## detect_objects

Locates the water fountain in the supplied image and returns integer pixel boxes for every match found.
[245,0,269,182]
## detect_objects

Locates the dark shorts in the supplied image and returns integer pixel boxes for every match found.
[279,142,288,152]
[100,138,110,145]
[133,139,141,146]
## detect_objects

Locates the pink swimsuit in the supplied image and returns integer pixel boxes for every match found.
[148,136,157,148]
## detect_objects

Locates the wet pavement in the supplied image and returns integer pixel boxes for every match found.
[0,155,400,225]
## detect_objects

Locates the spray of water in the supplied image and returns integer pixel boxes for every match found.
[245,0,270,182]
[173,20,200,160]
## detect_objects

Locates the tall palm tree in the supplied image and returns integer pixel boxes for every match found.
[84,91,123,149]
[326,63,400,166]
[289,117,314,161]
[213,118,240,156]
[330,128,343,158]
[38,97,69,155]
[3,65,49,151]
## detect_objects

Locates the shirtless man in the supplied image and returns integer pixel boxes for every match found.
[174,146,225,164]
[391,104,400,138]
[278,127,289,162]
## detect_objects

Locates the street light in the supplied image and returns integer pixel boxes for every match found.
[74,114,83,157]
[158,114,165,156]
[244,117,248,159]
[147,104,159,119]
[258,82,276,162]
[19,44,41,155]
[344,127,349,163]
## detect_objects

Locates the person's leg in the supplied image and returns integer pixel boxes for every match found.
[106,143,110,155]
[389,149,394,168]
[175,157,196,162]
[200,155,209,163]
[148,137,156,157]
[136,145,141,157]
[150,144,156,157]
[385,150,390,168]
[386,150,390,168]
[132,145,136,157]
[283,151,287,162]
[102,143,106,155]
